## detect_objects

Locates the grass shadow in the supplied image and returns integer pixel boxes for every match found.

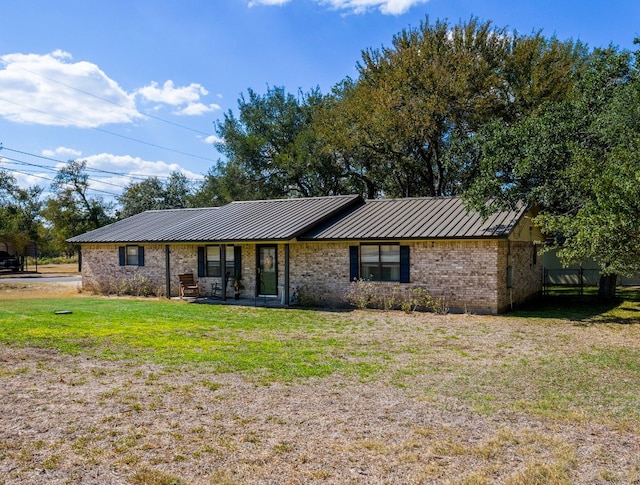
[511,287,640,324]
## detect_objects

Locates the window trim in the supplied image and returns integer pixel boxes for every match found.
[350,244,410,283]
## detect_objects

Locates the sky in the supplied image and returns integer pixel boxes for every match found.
[1,0,638,203]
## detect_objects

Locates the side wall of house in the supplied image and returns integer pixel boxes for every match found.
[80,244,169,295]
[496,240,542,313]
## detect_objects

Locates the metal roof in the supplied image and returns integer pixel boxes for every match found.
[67,195,363,243]
[301,197,527,240]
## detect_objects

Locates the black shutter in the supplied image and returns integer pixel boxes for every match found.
[234,246,242,276]
[400,246,410,283]
[197,247,205,277]
[118,246,125,266]
[138,246,145,266]
[349,246,359,281]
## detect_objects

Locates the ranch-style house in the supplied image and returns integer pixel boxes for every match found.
[68,195,543,314]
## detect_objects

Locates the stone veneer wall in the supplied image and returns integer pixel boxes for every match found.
[80,244,169,295]
[81,243,258,298]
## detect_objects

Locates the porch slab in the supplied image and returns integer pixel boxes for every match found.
[188,296,287,308]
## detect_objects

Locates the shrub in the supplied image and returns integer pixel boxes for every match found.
[345,281,448,314]
[84,275,163,297]
[345,278,377,309]
[290,284,316,307]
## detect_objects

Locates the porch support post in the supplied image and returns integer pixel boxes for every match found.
[220,245,227,301]
[284,243,290,306]
[165,245,171,299]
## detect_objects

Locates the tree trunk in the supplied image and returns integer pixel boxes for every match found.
[597,274,617,301]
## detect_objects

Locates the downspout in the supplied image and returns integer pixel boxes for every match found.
[165,245,171,299]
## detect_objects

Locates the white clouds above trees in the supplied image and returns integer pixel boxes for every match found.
[248,0,429,15]
[135,80,221,116]
[0,51,219,128]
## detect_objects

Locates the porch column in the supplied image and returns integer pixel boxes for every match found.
[165,245,171,299]
[221,245,227,301]
[284,243,290,306]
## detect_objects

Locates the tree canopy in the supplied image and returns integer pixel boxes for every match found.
[315,17,583,198]
[465,45,640,297]
[117,171,194,218]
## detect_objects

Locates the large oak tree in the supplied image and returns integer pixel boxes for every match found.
[317,17,583,198]
[465,46,640,298]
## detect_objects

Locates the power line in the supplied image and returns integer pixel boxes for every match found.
[3,166,120,197]
[1,156,127,190]
[7,62,215,137]
[0,96,217,163]
[1,146,204,183]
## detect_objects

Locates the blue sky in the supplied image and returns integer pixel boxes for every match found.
[1,0,638,201]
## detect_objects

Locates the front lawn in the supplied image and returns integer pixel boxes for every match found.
[1,293,639,483]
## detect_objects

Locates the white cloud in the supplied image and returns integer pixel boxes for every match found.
[0,51,220,129]
[0,51,141,127]
[174,102,221,116]
[42,146,82,158]
[248,0,291,6]
[250,0,429,14]
[75,152,203,199]
[136,80,221,116]
[203,134,224,145]
[323,0,429,15]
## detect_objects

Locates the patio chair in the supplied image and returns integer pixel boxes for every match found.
[178,273,200,298]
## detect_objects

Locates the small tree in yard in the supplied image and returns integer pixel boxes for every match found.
[465,45,640,300]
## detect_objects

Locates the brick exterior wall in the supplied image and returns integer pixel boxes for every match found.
[289,239,541,314]
[80,236,542,313]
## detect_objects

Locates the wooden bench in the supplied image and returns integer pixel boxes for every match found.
[178,273,200,298]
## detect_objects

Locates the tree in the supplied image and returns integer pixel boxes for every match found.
[214,86,349,199]
[45,160,114,253]
[0,169,44,257]
[318,17,583,198]
[117,171,193,218]
[190,160,254,207]
[465,45,640,299]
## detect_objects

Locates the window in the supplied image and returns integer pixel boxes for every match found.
[206,245,235,277]
[360,244,400,281]
[118,246,144,266]
[126,246,138,265]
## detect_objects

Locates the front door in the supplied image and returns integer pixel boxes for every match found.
[258,245,277,296]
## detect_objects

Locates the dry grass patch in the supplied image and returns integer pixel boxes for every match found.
[1,285,639,483]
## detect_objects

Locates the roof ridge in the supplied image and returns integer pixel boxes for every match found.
[230,194,360,204]
[365,195,459,202]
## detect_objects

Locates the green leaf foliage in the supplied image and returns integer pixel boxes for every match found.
[466,45,640,283]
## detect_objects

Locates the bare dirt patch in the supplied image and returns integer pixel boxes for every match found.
[1,286,639,484]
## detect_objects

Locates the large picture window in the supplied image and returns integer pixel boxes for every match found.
[206,245,235,277]
[360,244,400,281]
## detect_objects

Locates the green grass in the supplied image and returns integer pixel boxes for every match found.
[1,293,639,425]
[0,298,380,381]
[2,293,640,482]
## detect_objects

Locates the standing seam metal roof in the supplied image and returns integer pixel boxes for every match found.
[300,197,527,240]
[66,195,363,243]
[67,195,527,244]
